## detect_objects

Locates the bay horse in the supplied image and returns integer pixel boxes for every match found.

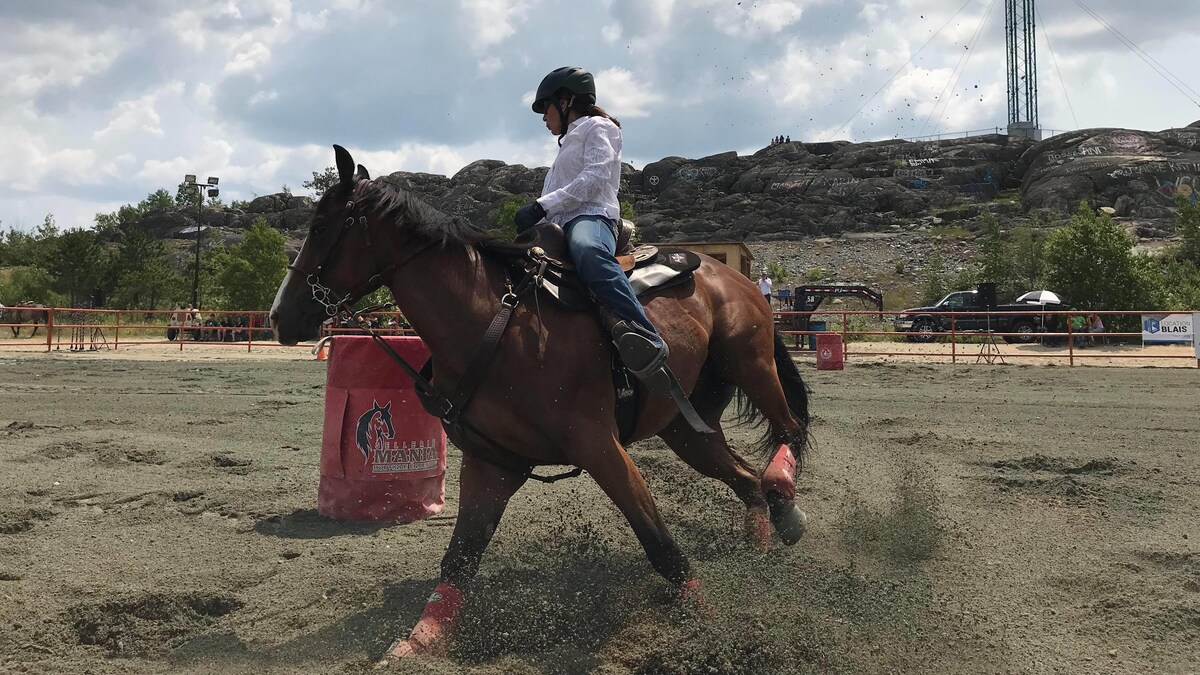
[2,301,48,338]
[270,146,811,662]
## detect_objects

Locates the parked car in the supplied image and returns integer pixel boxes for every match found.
[893,290,1061,343]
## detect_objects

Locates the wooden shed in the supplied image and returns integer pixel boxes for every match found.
[669,241,755,278]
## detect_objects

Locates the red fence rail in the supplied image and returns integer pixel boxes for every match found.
[771,308,1197,367]
[2,306,1196,367]
[0,307,416,354]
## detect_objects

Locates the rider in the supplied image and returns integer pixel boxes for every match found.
[514,66,670,385]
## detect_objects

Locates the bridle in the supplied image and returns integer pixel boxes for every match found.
[288,182,432,318]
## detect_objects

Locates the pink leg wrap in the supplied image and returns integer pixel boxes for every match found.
[760,444,796,500]
[384,581,465,659]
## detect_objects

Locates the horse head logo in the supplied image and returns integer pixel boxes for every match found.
[354,400,395,462]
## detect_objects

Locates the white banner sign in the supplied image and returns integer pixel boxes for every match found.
[1195,313,1200,359]
[1141,313,1194,343]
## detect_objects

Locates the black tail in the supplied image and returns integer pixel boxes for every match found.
[734,329,811,470]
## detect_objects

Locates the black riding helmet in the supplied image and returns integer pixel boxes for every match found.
[531,66,596,114]
[532,67,596,146]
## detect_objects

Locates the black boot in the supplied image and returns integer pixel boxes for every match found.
[609,319,670,378]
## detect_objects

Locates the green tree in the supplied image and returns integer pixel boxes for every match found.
[45,228,108,305]
[766,261,790,287]
[921,249,948,304]
[303,167,339,196]
[0,266,61,305]
[1043,202,1153,310]
[1,228,44,267]
[143,189,175,212]
[213,219,288,310]
[1009,221,1046,292]
[1178,195,1200,266]
[493,196,523,242]
[176,182,202,209]
[183,241,227,310]
[976,214,1014,298]
[109,231,184,309]
[94,189,179,240]
[620,199,635,221]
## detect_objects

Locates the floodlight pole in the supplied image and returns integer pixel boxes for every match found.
[193,187,203,308]
[183,175,220,309]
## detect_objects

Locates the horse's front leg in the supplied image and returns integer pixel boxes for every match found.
[381,452,526,662]
[569,431,702,604]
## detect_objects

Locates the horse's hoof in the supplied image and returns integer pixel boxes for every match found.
[767,491,807,545]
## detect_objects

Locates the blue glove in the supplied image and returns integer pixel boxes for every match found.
[514,201,546,232]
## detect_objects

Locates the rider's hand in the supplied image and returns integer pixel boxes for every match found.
[514,201,546,232]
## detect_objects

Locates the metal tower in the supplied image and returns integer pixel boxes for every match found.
[1004,0,1041,140]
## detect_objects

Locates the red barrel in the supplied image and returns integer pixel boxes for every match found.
[319,336,446,521]
[815,332,844,370]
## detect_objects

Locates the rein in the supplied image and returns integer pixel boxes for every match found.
[301,190,583,484]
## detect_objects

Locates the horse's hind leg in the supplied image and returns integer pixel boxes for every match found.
[657,417,776,550]
[382,453,527,662]
[655,366,775,549]
[709,333,809,544]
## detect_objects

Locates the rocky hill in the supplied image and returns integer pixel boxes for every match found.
[147,122,1200,270]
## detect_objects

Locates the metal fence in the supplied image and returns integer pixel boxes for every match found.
[772,308,1198,367]
[2,306,1195,367]
[0,307,415,353]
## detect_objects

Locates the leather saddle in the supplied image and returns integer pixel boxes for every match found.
[496,219,703,311]
[478,220,712,442]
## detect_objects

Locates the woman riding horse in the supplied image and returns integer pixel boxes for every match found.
[270,144,811,663]
[514,66,669,386]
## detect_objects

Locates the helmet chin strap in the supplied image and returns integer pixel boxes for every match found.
[553,94,575,147]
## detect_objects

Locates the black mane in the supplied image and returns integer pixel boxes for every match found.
[361,178,497,246]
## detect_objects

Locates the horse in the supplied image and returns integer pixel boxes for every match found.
[270,146,811,662]
[1,301,48,338]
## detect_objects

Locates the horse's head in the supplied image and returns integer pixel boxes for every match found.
[270,145,384,344]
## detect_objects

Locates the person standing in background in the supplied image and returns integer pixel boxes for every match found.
[758,271,773,306]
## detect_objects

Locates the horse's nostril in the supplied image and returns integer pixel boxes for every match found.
[269,310,279,329]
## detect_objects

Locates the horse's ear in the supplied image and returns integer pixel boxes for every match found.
[355,164,371,181]
[334,145,355,189]
[382,401,391,410]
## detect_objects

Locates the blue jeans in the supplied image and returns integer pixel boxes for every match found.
[564,215,658,335]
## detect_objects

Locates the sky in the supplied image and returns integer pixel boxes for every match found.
[3,0,1199,232]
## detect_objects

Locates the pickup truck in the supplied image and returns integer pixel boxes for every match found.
[893,290,1058,343]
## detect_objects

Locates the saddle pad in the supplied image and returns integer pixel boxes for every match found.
[629,248,702,296]
[526,247,703,312]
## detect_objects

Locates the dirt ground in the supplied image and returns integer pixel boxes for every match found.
[0,351,1196,674]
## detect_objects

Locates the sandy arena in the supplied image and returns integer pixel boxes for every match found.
[0,347,1196,674]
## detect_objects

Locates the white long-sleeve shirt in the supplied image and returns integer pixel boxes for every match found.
[536,115,622,225]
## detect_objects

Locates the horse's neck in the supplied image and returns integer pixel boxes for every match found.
[389,243,503,372]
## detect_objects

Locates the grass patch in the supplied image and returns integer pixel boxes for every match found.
[925,225,971,240]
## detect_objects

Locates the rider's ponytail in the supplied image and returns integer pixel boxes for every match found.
[584,104,621,128]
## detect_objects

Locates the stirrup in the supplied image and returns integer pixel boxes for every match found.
[611,320,670,378]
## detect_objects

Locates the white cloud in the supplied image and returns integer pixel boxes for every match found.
[224,41,272,76]
[710,0,806,39]
[595,68,663,119]
[460,0,532,52]
[247,89,279,107]
[93,94,166,141]
[478,55,503,77]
